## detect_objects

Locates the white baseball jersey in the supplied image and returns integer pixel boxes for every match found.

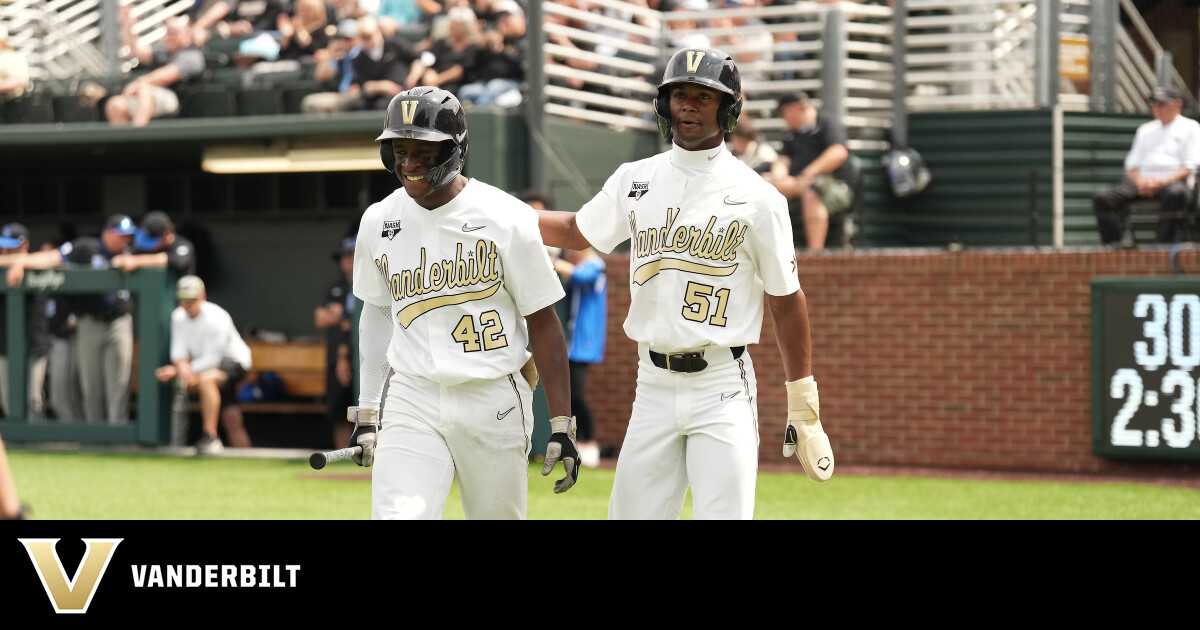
[169,301,252,372]
[576,142,800,351]
[353,178,565,386]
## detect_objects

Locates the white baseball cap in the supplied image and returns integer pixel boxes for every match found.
[176,275,206,300]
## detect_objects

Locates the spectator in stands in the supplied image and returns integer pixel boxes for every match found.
[315,233,357,450]
[1093,86,1200,248]
[300,18,364,112]
[106,9,205,127]
[371,0,429,41]
[708,0,773,92]
[663,0,712,51]
[729,115,778,174]
[155,275,253,455]
[544,0,616,112]
[0,223,51,421]
[278,0,338,65]
[458,2,524,107]
[112,211,198,280]
[412,5,479,97]
[0,25,30,105]
[764,92,856,252]
[522,190,607,469]
[345,14,421,110]
[0,214,138,424]
[188,0,235,47]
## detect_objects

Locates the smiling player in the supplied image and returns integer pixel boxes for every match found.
[537,48,835,520]
[347,86,577,520]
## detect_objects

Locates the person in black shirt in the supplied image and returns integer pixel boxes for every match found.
[764,92,857,252]
[458,5,523,107]
[314,234,357,449]
[112,211,198,279]
[0,223,51,421]
[0,214,137,424]
[345,14,421,110]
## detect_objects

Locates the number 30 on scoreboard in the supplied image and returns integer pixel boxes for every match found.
[1092,278,1200,461]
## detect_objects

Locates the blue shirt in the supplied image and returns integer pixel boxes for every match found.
[564,256,607,364]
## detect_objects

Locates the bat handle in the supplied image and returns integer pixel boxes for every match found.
[309,446,363,470]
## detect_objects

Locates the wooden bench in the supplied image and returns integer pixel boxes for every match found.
[132,339,330,416]
[239,339,328,415]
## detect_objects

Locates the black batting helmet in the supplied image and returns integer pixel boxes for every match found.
[377,87,469,190]
[653,47,743,140]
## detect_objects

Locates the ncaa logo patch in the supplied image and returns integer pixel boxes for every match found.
[628,181,649,201]
[381,220,401,240]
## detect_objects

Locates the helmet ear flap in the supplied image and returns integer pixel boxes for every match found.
[721,95,743,133]
[380,140,395,175]
[653,87,672,140]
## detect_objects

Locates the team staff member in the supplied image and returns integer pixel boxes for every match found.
[0,214,138,425]
[315,233,358,450]
[538,48,835,520]
[0,223,51,420]
[348,87,578,520]
[155,275,253,455]
[112,210,198,278]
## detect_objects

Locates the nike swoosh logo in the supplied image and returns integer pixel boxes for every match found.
[707,152,720,161]
[463,224,485,232]
[497,406,515,420]
[720,391,739,401]
[723,196,746,205]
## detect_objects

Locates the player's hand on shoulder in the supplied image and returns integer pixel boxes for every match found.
[541,415,580,493]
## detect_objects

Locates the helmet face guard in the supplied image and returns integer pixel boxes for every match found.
[653,48,743,141]
[377,87,469,190]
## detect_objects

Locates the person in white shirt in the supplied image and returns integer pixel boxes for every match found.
[1093,85,1200,247]
[538,48,834,520]
[155,275,253,454]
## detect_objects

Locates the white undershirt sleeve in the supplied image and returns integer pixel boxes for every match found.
[357,300,393,410]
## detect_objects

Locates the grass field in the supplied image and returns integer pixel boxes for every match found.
[8,449,1200,519]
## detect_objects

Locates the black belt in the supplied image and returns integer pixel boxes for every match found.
[649,346,744,373]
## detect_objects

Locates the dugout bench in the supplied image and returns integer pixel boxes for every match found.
[134,339,330,416]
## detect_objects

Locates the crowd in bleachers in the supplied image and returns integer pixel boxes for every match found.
[0,0,887,126]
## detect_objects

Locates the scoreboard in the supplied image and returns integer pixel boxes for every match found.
[1092,277,1200,461]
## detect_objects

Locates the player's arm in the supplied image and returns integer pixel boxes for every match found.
[767,287,833,482]
[766,288,811,381]
[537,210,592,251]
[525,303,580,494]
[2,249,66,288]
[112,251,168,273]
[348,300,393,467]
[525,305,570,418]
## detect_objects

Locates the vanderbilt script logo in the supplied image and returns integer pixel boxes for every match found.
[20,538,123,614]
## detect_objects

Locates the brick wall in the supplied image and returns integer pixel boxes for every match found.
[585,247,1200,477]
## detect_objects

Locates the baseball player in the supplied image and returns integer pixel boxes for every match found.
[538,48,835,519]
[348,86,578,520]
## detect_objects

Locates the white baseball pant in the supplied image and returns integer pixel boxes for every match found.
[609,345,760,520]
[372,370,535,520]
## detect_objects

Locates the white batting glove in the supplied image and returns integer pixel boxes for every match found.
[541,415,580,493]
[346,407,379,467]
[783,377,835,482]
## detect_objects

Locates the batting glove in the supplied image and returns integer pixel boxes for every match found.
[783,377,835,482]
[541,415,580,493]
[346,407,379,467]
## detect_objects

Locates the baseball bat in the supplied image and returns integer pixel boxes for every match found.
[309,446,362,470]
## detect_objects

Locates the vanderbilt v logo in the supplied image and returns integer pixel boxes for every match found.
[20,538,122,614]
[686,51,703,73]
[401,100,418,124]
